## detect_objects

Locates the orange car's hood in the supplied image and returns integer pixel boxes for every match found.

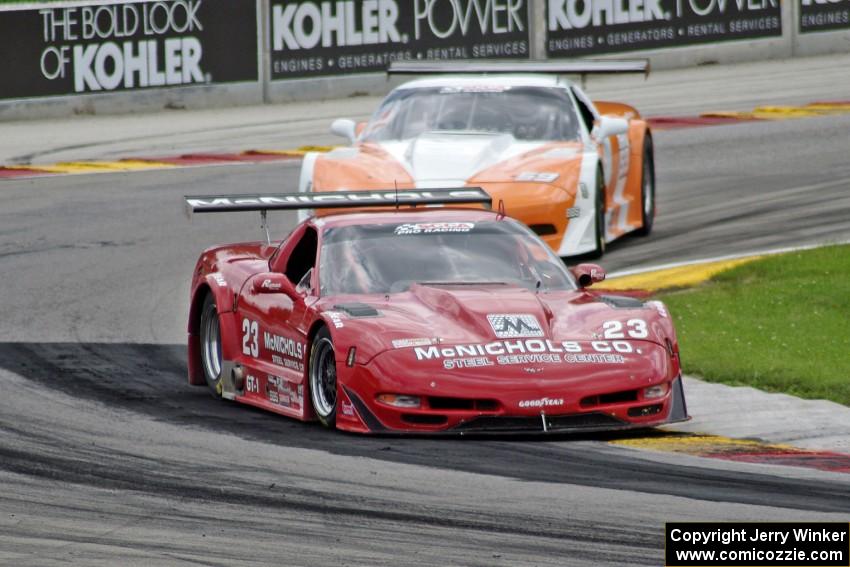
[469,141,583,189]
[379,132,551,187]
[314,133,583,193]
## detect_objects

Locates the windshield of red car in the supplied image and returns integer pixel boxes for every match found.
[319,219,576,296]
[361,86,581,142]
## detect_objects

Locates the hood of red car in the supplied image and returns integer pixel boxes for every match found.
[321,283,671,367]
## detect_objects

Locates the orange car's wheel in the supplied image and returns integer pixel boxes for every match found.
[636,135,655,237]
[589,169,606,258]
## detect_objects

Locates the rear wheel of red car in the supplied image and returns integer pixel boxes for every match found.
[590,168,606,258]
[309,327,337,428]
[636,135,656,236]
[199,293,223,397]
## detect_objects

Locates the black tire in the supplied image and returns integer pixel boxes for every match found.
[635,135,656,237]
[199,293,224,397]
[309,327,337,428]
[589,168,607,259]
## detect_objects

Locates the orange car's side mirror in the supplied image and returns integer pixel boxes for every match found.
[330,118,357,143]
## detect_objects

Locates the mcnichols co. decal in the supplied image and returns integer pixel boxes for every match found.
[800,0,850,32]
[269,0,530,79]
[546,0,782,56]
[0,0,258,100]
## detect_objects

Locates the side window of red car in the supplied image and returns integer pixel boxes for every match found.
[284,227,318,285]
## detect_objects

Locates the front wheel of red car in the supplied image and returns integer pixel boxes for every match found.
[199,293,223,397]
[309,327,337,428]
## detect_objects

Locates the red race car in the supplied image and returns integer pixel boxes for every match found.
[185,188,688,434]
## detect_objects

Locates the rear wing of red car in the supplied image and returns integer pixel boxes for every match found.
[184,187,492,215]
[185,188,493,244]
[387,59,649,79]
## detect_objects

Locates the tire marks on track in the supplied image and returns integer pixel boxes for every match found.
[1,342,849,515]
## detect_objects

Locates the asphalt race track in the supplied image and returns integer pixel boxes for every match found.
[1,113,850,566]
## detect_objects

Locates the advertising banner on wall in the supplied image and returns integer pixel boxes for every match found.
[546,0,782,56]
[269,0,530,80]
[0,0,258,100]
[800,0,850,32]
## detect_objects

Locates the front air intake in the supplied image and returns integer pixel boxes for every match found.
[530,224,558,236]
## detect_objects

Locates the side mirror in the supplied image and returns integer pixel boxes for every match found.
[252,273,297,298]
[571,263,606,288]
[594,115,629,140]
[330,118,357,143]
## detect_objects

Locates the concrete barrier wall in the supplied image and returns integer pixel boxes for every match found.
[1,0,848,120]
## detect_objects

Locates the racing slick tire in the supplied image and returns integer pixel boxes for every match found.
[590,167,606,258]
[635,135,656,237]
[309,326,338,428]
[199,293,224,397]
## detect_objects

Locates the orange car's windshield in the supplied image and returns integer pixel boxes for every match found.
[319,220,576,296]
[362,86,581,143]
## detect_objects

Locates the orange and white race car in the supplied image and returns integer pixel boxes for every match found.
[299,60,655,257]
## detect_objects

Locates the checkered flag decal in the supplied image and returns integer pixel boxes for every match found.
[487,314,544,338]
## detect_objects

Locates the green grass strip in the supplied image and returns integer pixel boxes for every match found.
[659,244,850,406]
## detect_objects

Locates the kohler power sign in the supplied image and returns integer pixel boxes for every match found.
[0,0,258,100]
[547,0,781,55]
[800,0,850,32]
[270,0,530,79]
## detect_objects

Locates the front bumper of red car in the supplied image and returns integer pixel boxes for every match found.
[335,343,689,434]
